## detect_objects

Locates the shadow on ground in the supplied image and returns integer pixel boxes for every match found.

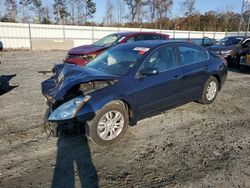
[52,131,99,188]
[0,74,18,96]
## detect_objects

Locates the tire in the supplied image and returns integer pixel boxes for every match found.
[44,108,61,137]
[199,76,219,104]
[48,122,61,137]
[0,41,2,51]
[86,101,129,146]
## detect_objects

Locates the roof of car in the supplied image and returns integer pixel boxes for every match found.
[114,31,168,36]
[114,40,197,50]
[225,36,248,39]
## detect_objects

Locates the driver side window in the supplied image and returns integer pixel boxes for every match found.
[141,46,176,72]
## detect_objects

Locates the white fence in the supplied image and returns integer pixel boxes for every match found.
[0,22,248,50]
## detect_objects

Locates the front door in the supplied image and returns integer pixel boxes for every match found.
[133,45,183,116]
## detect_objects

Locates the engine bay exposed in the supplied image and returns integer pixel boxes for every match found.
[79,80,115,94]
[62,80,116,103]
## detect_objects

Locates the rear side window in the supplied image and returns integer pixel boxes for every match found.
[126,35,143,43]
[158,35,165,40]
[126,34,159,43]
[178,45,208,66]
[142,34,159,40]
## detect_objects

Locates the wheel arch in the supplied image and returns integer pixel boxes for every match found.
[109,99,137,126]
[81,96,137,126]
[211,74,221,90]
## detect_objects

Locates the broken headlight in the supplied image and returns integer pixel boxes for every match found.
[48,95,91,121]
[79,80,116,94]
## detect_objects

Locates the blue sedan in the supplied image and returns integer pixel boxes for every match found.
[42,41,227,146]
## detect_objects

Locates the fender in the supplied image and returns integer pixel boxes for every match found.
[76,93,139,122]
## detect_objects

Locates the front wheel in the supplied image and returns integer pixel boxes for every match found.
[86,101,129,146]
[199,76,219,104]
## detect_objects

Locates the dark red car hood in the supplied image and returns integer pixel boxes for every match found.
[68,44,107,55]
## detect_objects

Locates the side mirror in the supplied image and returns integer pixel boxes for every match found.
[139,67,159,76]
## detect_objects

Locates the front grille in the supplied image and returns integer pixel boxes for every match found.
[67,54,83,59]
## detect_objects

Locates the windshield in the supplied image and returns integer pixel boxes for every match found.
[215,37,243,46]
[85,47,147,76]
[94,34,122,47]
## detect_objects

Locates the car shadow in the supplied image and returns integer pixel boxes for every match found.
[52,130,99,188]
[0,74,18,96]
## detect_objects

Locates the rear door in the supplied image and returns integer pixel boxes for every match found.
[133,45,183,116]
[176,44,210,102]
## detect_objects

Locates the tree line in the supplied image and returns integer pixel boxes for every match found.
[0,0,249,32]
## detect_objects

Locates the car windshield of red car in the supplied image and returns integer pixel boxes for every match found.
[94,34,122,47]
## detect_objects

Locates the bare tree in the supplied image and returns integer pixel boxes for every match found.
[67,0,76,24]
[147,0,173,28]
[117,0,126,24]
[19,0,30,22]
[181,0,196,30]
[66,0,95,25]
[155,0,173,19]
[75,0,84,25]
[31,0,44,23]
[147,0,156,24]
[124,0,143,22]
[182,0,196,17]
[143,0,173,28]
[53,0,69,24]
[103,0,115,26]
[85,0,96,21]
[18,0,45,23]
[3,0,17,22]
[41,4,52,24]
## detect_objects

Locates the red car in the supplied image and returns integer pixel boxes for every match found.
[64,32,169,66]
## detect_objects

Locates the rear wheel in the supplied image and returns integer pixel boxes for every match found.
[86,101,129,146]
[199,76,219,104]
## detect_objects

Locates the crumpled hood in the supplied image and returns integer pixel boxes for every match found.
[207,45,237,52]
[68,44,107,55]
[41,64,120,101]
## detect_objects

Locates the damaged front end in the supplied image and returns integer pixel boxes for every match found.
[41,63,119,136]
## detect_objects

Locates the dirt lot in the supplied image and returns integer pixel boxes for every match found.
[0,50,250,188]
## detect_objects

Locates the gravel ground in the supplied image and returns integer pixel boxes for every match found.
[0,50,250,188]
